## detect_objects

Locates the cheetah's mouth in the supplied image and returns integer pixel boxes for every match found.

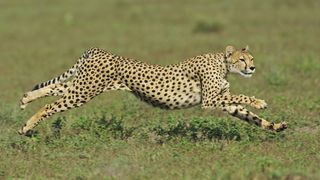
[240,71,253,77]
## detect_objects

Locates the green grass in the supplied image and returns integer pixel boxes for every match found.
[0,0,319,179]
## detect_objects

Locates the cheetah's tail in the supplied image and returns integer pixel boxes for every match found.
[31,65,77,91]
[31,51,90,91]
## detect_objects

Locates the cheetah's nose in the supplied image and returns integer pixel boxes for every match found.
[249,66,255,71]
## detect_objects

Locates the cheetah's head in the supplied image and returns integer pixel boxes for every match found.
[225,45,255,78]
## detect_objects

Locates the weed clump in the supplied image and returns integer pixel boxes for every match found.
[193,20,224,34]
[71,115,136,140]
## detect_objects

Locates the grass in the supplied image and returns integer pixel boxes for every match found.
[0,0,319,179]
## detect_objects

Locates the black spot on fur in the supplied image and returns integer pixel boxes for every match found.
[231,109,238,116]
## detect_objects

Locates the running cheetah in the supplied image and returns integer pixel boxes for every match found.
[19,45,287,136]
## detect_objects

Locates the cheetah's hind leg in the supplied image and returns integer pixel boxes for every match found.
[18,80,128,136]
[18,88,101,136]
[20,82,72,110]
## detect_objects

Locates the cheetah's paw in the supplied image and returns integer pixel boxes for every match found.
[269,122,287,132]
[20,94,28,110]
[251,98,268,109]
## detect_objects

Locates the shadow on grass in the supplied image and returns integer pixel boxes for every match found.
[150,119,242,142]
[48,115,285,143]
[6,115,285,150]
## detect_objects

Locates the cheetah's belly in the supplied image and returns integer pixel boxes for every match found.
[129,79,202,109]
[171,88,202,109]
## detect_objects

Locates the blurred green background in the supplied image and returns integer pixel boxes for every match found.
[0,0,319,179]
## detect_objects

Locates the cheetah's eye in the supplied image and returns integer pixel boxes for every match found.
[240,58,245,62]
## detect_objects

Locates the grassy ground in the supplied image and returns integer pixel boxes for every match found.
[0,0,319,179]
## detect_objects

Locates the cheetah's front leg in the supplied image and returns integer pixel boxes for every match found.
[223,105,287,131]
[211,94,268,109]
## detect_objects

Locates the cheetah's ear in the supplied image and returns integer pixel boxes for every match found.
[225,45,235,58]
[242,45,249,52]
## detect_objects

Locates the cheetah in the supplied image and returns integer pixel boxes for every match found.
[19,45,287,136]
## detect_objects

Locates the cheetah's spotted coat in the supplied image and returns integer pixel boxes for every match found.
[19,45,287,136]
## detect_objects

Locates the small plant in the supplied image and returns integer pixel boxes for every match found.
[51,117,66,138]
[96,115,136,140]
[193,20,224,34]
[0,170,5,177]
